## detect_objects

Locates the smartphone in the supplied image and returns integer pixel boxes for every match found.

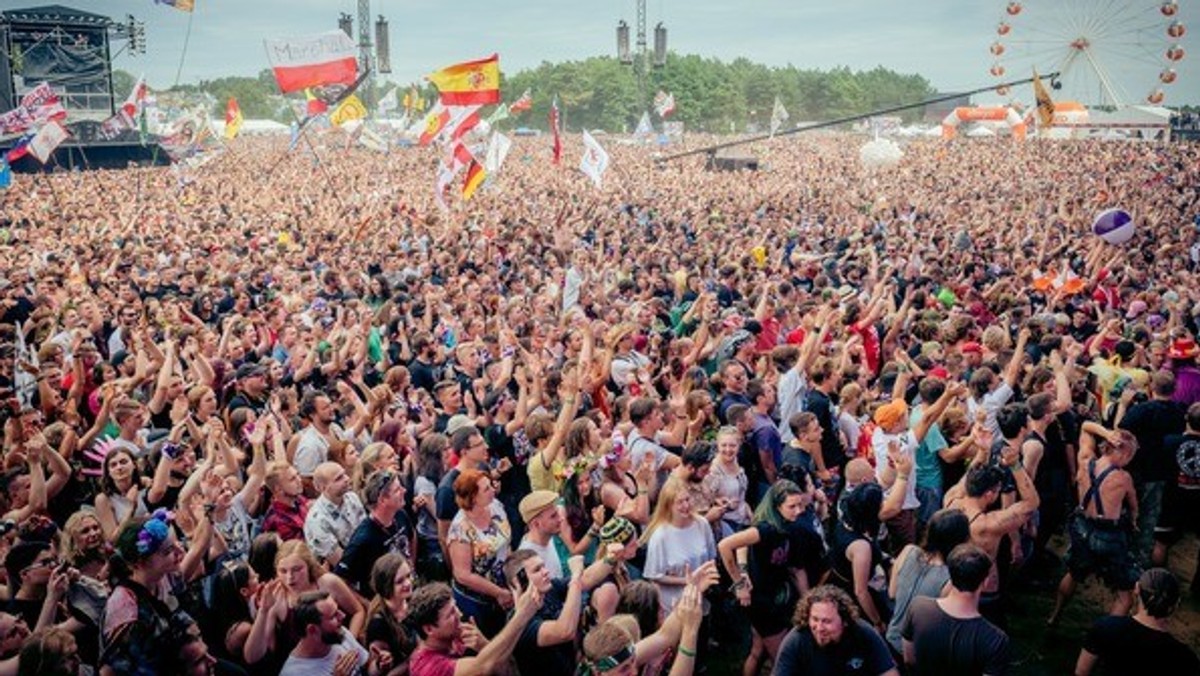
[515,568,529,590]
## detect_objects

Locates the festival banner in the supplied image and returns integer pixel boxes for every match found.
[154,0,195,12]
[0,107,35,136]
[29,120,69,164]
[549,96,562,164]
[224,97,243,139]
[579,130,610,189]
[20,83,67,125]
[427,54,501,105]
[265,31,358,94]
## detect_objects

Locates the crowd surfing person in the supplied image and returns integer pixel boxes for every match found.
[0,132,1198,675]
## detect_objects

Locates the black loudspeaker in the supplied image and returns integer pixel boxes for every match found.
[375,16,391,74]
[653,23,667,67]
[338,13,352,39]
[617,21,631,64]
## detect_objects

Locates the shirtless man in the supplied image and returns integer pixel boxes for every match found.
[946,444,1040,625]
[1047,422,1140,625]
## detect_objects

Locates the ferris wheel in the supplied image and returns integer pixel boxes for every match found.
[988,1,1186,107]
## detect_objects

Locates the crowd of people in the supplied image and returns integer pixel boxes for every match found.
[0,130,1198,676]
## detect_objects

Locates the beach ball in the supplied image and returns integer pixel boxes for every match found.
[1091,208,1135,245]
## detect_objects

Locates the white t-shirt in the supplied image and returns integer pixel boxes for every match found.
[967,382,1013,439]
[294,424,345,477]
[518,535,565,580]
[643,518,716,611]
[871,428,920,511]
[280,629,368,676]
[777,367,810,443]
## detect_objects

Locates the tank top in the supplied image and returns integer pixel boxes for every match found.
[885,552,950,651]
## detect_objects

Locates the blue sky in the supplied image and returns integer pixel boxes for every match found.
[40,0,1200,106]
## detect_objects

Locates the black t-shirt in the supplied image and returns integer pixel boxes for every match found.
[435,468,463,522]
[751,520,824,607]
[333,512,413,594]
[805,389,847,471]
[1164,432,1200,486]
[365,609,417,667]
[774,620,896,676]
[513,580,576,676]
[1119,399,1186,482]
[1082,615,1200,675]
[900,597,1010,676]
[408,358,439,394]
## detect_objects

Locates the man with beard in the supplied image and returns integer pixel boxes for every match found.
[281,591,391,675]
[335,470,413,595]
[774,585,898,676]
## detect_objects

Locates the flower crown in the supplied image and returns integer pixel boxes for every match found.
[135,508,174,556]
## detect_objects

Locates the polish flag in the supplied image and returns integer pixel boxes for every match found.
[264,31,358,94]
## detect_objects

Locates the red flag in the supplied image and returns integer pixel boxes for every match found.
[549,96,561,164]
[508,89,532,113]
[265,32,358,94]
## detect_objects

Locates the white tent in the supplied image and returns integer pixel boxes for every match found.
[965,126,996,137]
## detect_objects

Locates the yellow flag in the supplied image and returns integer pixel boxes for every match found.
[1033,69,1055,128]
[330,94,367,127]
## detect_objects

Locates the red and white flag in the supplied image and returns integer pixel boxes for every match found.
[264,31,358,94]
[30,120,69,163]
[508,89,532,114]
[21,83,67,124]
[653,90,675,118]
[120,75,147,118]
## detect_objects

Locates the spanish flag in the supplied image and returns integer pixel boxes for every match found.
[462,159,486,200]
[224,97,243,140]
[1033,69,1055,128]
[427,54,501,106]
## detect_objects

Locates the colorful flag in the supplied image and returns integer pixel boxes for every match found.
[378,87,399,114]
[549,96,562,164]
[6,134,34,163]
[427,54,501,105]
[1033,69,1055,128]
[0,106,36,135]
[30,120,69,164]
[0,158,10,189]
[486,103,509,126]
[120,75,147,118]
[484,130,511,174]
[508,89,532,113]
[224,97,243,139]
[653,90,675,118]
[265,31,358,94]
[434,141,475,210]
[155,0,195,12]
[412,102,448,145]
[330,95,367,127]
[304,89,329,117]
[462,160,486,200]
[770,96,789,137]
[579,130,610,189]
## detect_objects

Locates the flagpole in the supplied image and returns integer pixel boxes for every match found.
[173,10,195,88]
[656,71,1062,164]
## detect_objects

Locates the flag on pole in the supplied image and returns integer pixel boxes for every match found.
[265,31,358,93]
[486,104,509,126]
[411,101,447,144]
[1033,69,1055,128]
[304,89,329,117]
[434,105,481,145]
[154,0,195,11]
[427,54,501,105]
[579,130,610,189]
[484,130,511,174]
[549,96,562,164]
[508,89,532,113]
[633,111,652,137]
[224,97,243,139]
[378,87,399,115]
[330,95,367,127]
[434,141,476,210]
[120,75,147,118]
[770,96,789,136]
[30,120,69,164]
[653,90,675,118]
[462,160,486,200]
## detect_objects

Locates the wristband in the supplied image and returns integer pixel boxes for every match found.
[678,646,697,658]
[896,474,909,482]
[603,555,618,567]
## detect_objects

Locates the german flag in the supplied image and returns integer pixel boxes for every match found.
[427,54,501,105]
[462,159,486,200]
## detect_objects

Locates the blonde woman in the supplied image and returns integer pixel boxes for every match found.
[641,478,717,611]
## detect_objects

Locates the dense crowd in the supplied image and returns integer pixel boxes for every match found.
[0,131,1198,676]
